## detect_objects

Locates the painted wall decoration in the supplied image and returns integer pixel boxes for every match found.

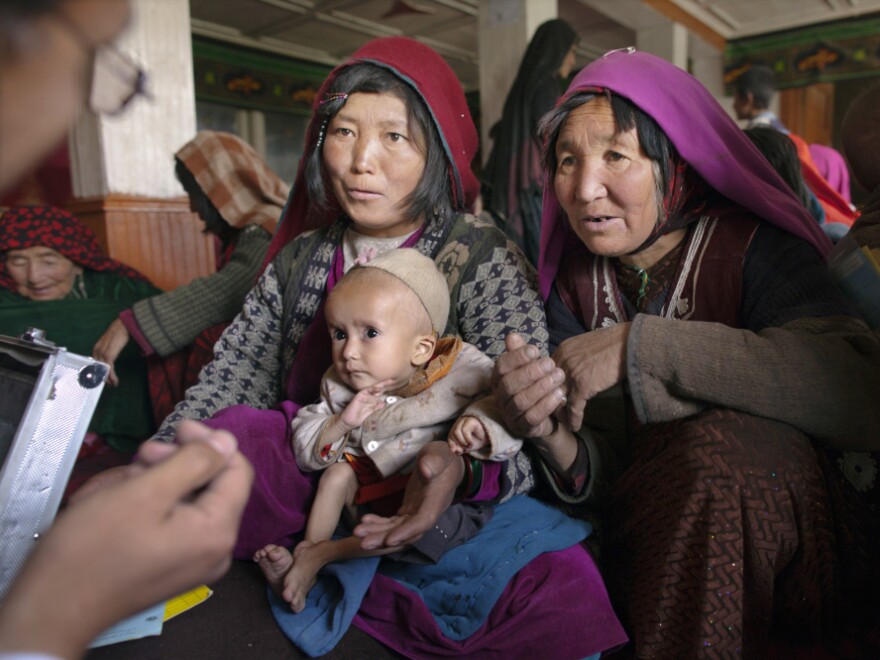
[192,38,332,115]
[724,14,880,92]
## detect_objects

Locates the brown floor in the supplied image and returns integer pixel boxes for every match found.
[85,560,402,660]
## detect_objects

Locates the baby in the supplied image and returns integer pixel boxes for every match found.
[254,248,521,612]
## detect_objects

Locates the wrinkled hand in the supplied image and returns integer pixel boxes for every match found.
[0,420,253,658]
[92,318,130,386]
[447,415,488,455]
[340,379,393,429]
[553,322,631,432]
[491,333,566,439]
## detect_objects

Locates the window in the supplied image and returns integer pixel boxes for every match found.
[195,100,307,184]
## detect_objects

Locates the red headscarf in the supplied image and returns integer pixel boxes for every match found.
[0,205,148,291]
[263,37,479,267]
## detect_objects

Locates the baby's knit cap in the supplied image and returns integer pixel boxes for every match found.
[358,248,450,333]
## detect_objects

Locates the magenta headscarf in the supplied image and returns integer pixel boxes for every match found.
[264,37,479,267]
[538,49,832,298]
[808,143,851,203]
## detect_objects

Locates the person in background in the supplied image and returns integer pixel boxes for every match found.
[744,125,829,216]
[0,2,253,658]
[480,18,578,265]
[833,80,880,257]
[733,63,789,132]
[734,63,857,234]
[823,80,880,652]
[0,205,161,453]
[744,125,814,209]
[809,142,852,203]
[93,131,285,388]
[744,125,852,243]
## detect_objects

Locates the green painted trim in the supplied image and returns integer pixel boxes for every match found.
[193,37,331,82]
[725,14,880,58]
[195,93,314,117]
[191,36,331,115]
[723,14,880,91]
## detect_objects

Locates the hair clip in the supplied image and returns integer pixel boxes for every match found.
[319,92,348,107]
[315,116,330,149]
[603,46,637,58]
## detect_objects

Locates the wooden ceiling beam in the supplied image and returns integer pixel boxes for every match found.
[641,0,727,50]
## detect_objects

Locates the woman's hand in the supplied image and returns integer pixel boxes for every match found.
[93,318,130,386]
[491,333,566,439]
[553,322,631,432]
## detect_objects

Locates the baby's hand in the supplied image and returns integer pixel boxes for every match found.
[340,379,394,429]
[448,416,489,455]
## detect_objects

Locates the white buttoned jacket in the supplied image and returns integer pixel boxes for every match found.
[291,342,522,478]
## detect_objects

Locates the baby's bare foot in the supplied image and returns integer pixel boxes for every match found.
[282,542,326,613]
[254,544,293,597]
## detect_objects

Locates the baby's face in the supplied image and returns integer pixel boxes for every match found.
[325,273,432,392]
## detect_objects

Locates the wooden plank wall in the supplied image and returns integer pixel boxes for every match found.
[69,195,216,292]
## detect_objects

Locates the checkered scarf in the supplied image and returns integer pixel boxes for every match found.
[175,131,290,231]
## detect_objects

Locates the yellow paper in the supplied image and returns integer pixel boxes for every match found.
[163,585,213,622]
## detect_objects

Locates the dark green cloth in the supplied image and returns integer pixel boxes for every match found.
[0,271,161,453]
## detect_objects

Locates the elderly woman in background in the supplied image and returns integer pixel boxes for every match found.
[93,131,284,389]
[0,205,160,452]
[493,49,880,657]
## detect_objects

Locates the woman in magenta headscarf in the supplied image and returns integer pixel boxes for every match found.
[493,49,880,656]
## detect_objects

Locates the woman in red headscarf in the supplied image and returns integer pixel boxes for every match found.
[149,36,551,559]
[135,37,628,659]
[0,205,161,452]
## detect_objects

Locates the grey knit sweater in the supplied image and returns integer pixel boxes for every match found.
[152,213,549,443]
[132,225,271,357]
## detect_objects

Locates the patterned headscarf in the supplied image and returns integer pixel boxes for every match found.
[0,206,147,291]
[264,36,479,266]
[175,131,290,231]
[538,49,832,299]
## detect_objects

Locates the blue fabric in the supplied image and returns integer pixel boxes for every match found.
[268,553,380,657]
[380,495,591,640]
[269,496,591,654]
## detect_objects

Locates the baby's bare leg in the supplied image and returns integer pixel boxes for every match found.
[283,536,404,612]
[256,462,356,601]
[353,441,465,550]
[305,462,358,543]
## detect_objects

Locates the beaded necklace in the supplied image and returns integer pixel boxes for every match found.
[615,240,685,313]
